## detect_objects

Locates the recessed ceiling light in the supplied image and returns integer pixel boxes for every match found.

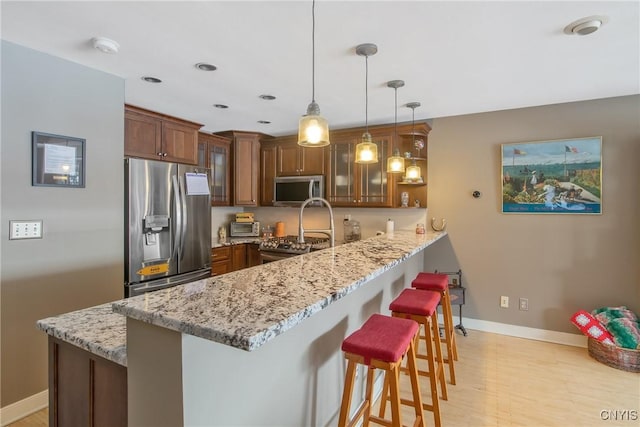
[213,104,229,109]
[92,37,119,54]
[564,15,608,36]
[257,120,271,124]
[259,94,276,100]
[195,63,218,71]
[141,76,162,83]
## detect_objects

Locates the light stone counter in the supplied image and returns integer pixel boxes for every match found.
[113,230,446,351]
[37,302,127,366]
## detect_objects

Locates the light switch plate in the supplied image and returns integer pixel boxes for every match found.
[9,220,43,240]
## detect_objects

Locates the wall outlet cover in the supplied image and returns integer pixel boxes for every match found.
[500,295,509,308]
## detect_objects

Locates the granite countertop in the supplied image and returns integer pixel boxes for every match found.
[113,230,446,352]
[37,302,127,366]
[212,238,261,248]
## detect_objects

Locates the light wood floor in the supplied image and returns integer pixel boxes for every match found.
[8,330,640,427]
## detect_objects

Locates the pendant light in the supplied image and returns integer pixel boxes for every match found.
[355,43,378,164]
[386,80,405,173]
[298,0,330,147]
[405,102,422,180]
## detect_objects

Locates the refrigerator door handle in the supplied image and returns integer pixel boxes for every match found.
[178,174,188,257]
[172,175,182,259]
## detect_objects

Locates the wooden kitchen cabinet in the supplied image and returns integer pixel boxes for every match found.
[246,243,261,267]
[395,124,430,209]
[275,137,326,176]
[216,131,263,207]
[125,105,202,165]
[327,126,394,207]
[231,244,247,271]
[260,144,277,206]
[48,336,127,427]
[198,132,231,206]
[211,246,232,276]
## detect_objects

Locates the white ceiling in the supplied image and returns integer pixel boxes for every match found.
[2,1,638,136]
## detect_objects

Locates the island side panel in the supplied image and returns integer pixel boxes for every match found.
[126,318,184,427]
[180,251,424,426]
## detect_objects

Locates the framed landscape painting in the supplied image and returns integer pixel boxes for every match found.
[501,137,602,214]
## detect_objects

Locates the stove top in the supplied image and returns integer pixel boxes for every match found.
[259,235,330,255]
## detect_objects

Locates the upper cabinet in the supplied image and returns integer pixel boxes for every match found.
[124,105,202,165]
[275,137,326,176]
[327,126,394,207]
[393,122,431,209]
[198,132,231,206]
[260,136,327,206]
[216,131,263,207]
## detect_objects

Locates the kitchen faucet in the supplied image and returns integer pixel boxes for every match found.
[297,197,335,248]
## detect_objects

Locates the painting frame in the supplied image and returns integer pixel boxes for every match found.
[501,136,602,214]
[32,131,86,188]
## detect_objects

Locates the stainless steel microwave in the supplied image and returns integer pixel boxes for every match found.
[229,221,260,237]
[273,175,324,206]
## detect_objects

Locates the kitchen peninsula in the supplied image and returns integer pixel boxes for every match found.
[40,230,447,426]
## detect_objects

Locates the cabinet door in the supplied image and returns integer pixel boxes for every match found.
[231,244,247,271]
[277,144,301,176]
[327,141,356,206]
[234,135,259,206]
[261,145,277,206]
[125,110,162,160]
[358,133,393,207]
[299,146,325,175]
[247,243,261,267]
[162,121,198,165]
[210,143,230,206]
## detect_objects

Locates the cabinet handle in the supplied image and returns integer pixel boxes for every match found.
[163,153,168,157]
[157,152,163,156]
[252,199,255,203]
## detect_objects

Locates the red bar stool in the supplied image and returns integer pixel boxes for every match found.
[338,314,425,427]
[381,288,447,427]
[412,272,458,385]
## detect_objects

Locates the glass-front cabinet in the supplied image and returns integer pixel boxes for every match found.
[327,129,393,207]
[197,132,231,206]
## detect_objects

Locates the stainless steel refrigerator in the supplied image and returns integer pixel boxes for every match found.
[125,158,211,297]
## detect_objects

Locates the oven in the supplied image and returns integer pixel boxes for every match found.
[259,235,330,264]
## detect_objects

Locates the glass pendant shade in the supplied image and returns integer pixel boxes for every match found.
[298,102,330,147]
[297,0,329,148]
[355,132,378,164]
[387,149,405,173]
[405,160,421,180]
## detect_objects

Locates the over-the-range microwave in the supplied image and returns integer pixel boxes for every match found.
[273,175,324,206]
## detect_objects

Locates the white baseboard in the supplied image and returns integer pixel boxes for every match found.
[0,390,48,427]
[441,314,588,348]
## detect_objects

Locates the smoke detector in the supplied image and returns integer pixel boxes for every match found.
[564,16,608,36]
[92,37,120,54]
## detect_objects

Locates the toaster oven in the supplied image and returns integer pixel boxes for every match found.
[229,221,260,237]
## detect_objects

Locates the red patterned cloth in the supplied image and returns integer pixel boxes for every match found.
[571,310,615,345]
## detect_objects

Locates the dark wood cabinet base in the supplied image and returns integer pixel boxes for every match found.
[48,337,127,427]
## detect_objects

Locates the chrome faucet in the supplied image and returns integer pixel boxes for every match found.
[298,197,335,247]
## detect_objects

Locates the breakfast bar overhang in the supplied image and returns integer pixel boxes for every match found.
[113,231,447,426]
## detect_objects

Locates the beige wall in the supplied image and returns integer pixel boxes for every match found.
[1,42,124,406]
[424,95,640,333]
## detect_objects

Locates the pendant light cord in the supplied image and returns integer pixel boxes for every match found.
[412,106,416,155]
[365,54,369,133]
[311,0,316,103]
[394,87,398,151]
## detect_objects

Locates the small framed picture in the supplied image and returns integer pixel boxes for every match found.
[32,131,85,188]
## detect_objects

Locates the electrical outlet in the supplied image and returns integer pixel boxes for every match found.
[452,278,458,286]
[519,298,529,311]
[500,296,509,308]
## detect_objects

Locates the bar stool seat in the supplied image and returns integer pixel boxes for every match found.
[383,289,447,427]
[339,314,425,427]
[412,272,458,385]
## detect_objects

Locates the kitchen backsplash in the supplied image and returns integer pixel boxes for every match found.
[212,206,428,245]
